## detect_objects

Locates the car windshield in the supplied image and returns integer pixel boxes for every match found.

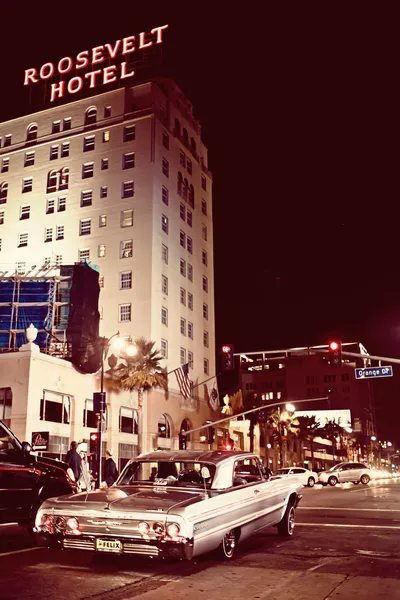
[118,460,216,488]
[276,469,291,475]
[0,421,21,454]
[329,464,343,472]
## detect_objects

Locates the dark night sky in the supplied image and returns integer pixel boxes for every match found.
[1,3,400,443]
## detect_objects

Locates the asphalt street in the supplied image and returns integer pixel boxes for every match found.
[1,478,400,600]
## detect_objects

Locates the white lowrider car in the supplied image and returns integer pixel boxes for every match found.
[34,450,302,560]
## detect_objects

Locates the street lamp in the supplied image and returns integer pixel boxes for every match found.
[285,403,295,413]
[371,436,377,441]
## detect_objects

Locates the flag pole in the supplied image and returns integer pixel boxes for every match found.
[191,372,221,390]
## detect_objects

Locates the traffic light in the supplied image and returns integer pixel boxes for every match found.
[328,341,342,367]
[221,344,234,371]
[89,432,98,454]
[179,432,187,450]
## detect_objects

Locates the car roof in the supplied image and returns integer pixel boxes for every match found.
[133,450,258,465]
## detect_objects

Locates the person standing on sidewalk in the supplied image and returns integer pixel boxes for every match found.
[103,449,118,487]
[66,441,82,482]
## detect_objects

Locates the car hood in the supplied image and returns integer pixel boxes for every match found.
[32,454,69,472]
[42,485,207,514]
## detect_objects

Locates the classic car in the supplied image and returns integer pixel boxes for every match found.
[34,450,302,560]
[0,420,76,526]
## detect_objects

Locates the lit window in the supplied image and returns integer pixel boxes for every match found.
[186,158,192,175]
[22,178,32,193]
[201,199,207,215]
[180,348,186,366]
[202,223,207,240]
[83,136,95,152]
[162,186,169,205]
[82,163,94,179]
[98,244,106,257]
[202,275,208,293]
[56,225,64,240]
[201,175,207,191]
[1,158,9,173]
[161,307,168,326]
[180,203,185,221]
[58,197,66,212]
[202,249,208,266]
[188,264,193,282]
[162,274,168,295]
[180,318,186,336]
[50,145,58,160]
[123,153,135,169]
[81,190,93,207]
[180,151,185,167]
[180,287,186,306]
[61,142,69,158]
[44,228,53,242]
[161,339,168,358]
[24,152,35,167]
[180,258,186,277]
[120,271,132,289]
[79,219,91,235]
[18,232,28,247]
[52,120,61,134]
[121,209,134,227]
[203,331,209,348]
[119,303,131,322]
[103,131,110,142]
[79,248,90,262]
[161,214,168,234]
[188,351,193,369]
[46,199,55,214]
[203,303,208,320]
[162,244,168,264]
[188,322,193,339]
[20,205,30,220]
[101,158,108,170]
[99,214,107,227]
[120,239,133,258]
[124,125,136,141]
[180,230,185,248]
[204,358,209,375]
[63,118,71,130]
[163,132,169,149]
[187,236,193,254]
[162,158,169,177]
[59,167,69,189]
[188,292,193,310]
[122,181,134,198]
[187,210,192,227]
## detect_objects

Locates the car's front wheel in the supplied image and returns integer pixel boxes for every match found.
[328,476,338,487]
[277,503,295,536]
[307,477,315,488]
[219,528,237,559]
[360,474,370,485]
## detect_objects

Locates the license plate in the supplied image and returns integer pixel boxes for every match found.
[96,539,122,553]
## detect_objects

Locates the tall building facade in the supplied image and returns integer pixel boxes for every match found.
[0,79,217,464]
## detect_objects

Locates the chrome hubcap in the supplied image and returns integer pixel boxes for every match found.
[223,530,236,556]
[288,507,295,534]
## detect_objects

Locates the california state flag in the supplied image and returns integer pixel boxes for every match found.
[204,377,220,411]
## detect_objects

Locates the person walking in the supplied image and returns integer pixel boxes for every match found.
[66,441,81,481]
[103,449,118,487]
[77,452,92,492]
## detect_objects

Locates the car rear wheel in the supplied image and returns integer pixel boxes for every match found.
[219,528,237,559]
[277,503,295,536]
[360,474,370,485]
[307,477,315,488]
[328,476,338,487]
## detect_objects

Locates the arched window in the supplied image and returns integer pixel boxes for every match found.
[177,171,183,196]
[0,182,8,203]
[180,418,191,443]
[85,107,97,125]
[190,137,196,154]
[174,118,181,137]
[47,170,58,193]
[182,128,189,146]
[59,167,69,190]
[158,413,172,438]
[182,178,188,201]
[26,123,38,141]
[188,184,195,208]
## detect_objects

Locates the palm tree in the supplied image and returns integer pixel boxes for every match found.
[107,337,168,453]
[294,415,320,466]
[318,420,343,465]
[268,408,298,467]
[243,392,268,453]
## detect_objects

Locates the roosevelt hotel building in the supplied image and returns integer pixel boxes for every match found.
[0,78,215,460]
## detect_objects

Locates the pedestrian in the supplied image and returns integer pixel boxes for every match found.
[103,449,118,487]
[77,452,92,491]
[66,441,82,482]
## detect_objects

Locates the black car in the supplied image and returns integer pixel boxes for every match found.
[0,420,76,525]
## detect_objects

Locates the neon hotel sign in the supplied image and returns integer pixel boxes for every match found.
[24,24,168,102]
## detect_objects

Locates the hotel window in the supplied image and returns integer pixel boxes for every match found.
[187,236,193,254]
[180,258,186,277]
[52,121,61,134]
[120,239,133,258]
[203,302,208,320]
[104,106,111,118]
[162,244,168,264]
[83,398,96,428]
[50,145,58,160]
[15,262,26,274]
[180,203,185,221]
[119,406,138,434]
[120,271,132,289]
[99,276,105,288]
[55,254,62,266]
[63,118,71,131]
[56,225,64,240]
[85,107,97,125]
[180,287,186,306]
[119,303,131,322]
[124,125,136,141]
[188,184,195,208]
[177,171,183,195]
[40,390,71,424]
[18,232,28,247]
[58,196,66,212]
[59,167,69,190]
[188,292,193,310]
[83,136,95,152]
[79,218,91,235]
[162,158,169,177]
[186,158,192,175]
[101,158,108,170]
[188,264,193,282]
[188,322,194,340]
[61,142,69,158]
[44,228,53,242]
[46,199,55,214]
[24,151,35,167]
[82,163,94,179]
[201,175,207,191]
[0,183,7,203]
[201,199,207,215]
[122,181,134,198]
[204,358,209,375]
[100,186,108,198]
[26,124,37,141]
[187,210,192,227]
[1,158,9,173]
[203,331,209,348]
[162,185,169,206]
[161,214,168,234]
[4,135,11,147]
[180,348,186,365]
[180,318,186,336]
[98,244,106,257]
[121,209,134,227]
[81,190,93,207]
[202,275,208,292]
[180,230,185,248]
[161,307,168,326]
[162,274,168,295]
[103,131,110,142]
[123,153,135,169]
[202,249,208,266]
[188,351,193,369]
[162,132,169,149]
[0,211,4,225]
[202,223,208,241]
[99,214,107,227]
[79,249,90,262]
[20,205,30,220]
[180,151,185,167]
[161,339,168,358]
[22,178,32,193]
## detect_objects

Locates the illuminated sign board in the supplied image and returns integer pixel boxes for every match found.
[295,409,352,429]
[24,24,168,102]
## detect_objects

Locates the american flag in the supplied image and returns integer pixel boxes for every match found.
[174,363,192,399]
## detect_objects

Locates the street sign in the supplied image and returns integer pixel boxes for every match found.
[355,366,393,379]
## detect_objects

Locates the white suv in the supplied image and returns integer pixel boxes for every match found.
[318,462,372,486]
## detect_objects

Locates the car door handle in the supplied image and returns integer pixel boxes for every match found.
[254,489,260,495]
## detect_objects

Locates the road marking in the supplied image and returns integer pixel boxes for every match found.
[0,547,41,557]
[297,523,400,530]
[298,507,400,512]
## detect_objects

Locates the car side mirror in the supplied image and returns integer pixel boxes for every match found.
[21,441,32,455]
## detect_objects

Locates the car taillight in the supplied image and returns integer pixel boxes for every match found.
[166,523,180,539]
[55,516,67,532]
[153,522,164,535]
[138,521,150,539]
[43,515,54,534]
[66,517,80,535]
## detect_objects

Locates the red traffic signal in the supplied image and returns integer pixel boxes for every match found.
[329,341,339,351]
[89,432,98,454]
[328,340,342,367]
[222,345,231,354]
[221,344,234,371]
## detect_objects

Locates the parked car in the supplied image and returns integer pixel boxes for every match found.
[34,450,302,560]
[318,462,372,486]
[0,420,76,525]
[275,467,317,487]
